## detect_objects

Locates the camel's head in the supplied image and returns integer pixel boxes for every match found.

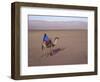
[55,37,59,40]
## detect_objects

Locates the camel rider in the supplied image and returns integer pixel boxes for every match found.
[43,33,49,42]
[43,33,51,46]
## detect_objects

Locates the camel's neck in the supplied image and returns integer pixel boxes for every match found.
[53,39,58,45]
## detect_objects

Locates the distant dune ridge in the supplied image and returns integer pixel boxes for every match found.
[28,20,87,30]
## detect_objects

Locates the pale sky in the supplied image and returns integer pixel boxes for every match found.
[28,15,88,30]
[28,15,88,22]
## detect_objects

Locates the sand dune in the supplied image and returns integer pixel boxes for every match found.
[28,30,88,66]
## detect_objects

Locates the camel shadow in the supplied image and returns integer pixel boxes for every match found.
[41,48,66,58]
[50,48,66,56]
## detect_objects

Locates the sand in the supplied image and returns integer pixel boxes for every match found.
[28,30,88,66]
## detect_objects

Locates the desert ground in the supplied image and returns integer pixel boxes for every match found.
[28,30,88,66]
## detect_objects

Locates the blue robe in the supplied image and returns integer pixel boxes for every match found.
[43,34,49,42]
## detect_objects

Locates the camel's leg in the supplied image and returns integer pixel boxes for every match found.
[46,48,49,57]
[42,48,48,57]
[42,49,47,57]
[50,47,53,56]
[41,49,45,57]
[43,48,45,55]
[42,43,47,56]
[46,48,49,56]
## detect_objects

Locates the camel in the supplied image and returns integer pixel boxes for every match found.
[42,37,59,56]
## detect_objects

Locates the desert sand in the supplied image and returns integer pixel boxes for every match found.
[28,30,87,66]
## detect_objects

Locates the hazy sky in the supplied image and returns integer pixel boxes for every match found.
[28,15,88,30]
[28,15,88,22]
